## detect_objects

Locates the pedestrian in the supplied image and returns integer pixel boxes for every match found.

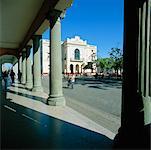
[95,73,98,79]
[10,69,15,84]
[67,75,71,88]
[70,75,75,89]
[3,70,8,90]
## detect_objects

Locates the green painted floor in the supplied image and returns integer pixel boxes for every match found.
[1,90,113,149]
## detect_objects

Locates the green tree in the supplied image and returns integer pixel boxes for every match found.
[109,47,123,77]
[96,58,113,72]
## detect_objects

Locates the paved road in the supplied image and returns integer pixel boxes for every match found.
[42,76,122,134]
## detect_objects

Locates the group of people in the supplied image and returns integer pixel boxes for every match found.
[2,69,15,90]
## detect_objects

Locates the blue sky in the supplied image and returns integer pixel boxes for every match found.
[43,0,124,58]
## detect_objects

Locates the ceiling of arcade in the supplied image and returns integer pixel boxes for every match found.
[0,0,44,49]
[0,0,73,64]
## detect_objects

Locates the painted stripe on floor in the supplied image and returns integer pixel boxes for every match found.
[4,105,16,112]
[22,114,41,124]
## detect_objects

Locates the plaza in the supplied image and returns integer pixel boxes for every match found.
[43,75,122,134]
[0,0,151,149]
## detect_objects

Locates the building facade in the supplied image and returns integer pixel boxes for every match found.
[62,36,97,74]
[42,36,97,74]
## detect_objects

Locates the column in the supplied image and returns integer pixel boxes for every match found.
[73,64,76,74]
[21,50,26,84]
[26,45,33,89]
[32,35,43,92]
[18,55,22,83]
[0,63,2,92]
[140,0,151,125]
[19,55,22,73]
[113,0,151,148]
[47,17,65,106]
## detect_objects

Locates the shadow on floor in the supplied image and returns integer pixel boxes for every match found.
[11,84,26,90]
[7,89,47,104]
[1,95,113,149]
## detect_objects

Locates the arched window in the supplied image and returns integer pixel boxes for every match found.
[74,49,80,60]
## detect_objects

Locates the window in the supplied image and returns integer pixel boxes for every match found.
[74,49,80,60]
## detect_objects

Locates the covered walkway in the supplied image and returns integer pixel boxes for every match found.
[1,83,113,149]
[0,0,151,149]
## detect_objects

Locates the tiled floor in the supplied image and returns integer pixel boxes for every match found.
[1,83,113,149]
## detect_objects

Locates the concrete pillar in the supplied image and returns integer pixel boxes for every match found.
[0,63,2,91]
[140,0,151,125]
[26,45,33,89]
[19,55,22,73]
[73,64,76,74]
[113,0,151,148]
[21,50,26,84]
[32,35,43,92]
[47,17,65,106]
[17,56,22,83]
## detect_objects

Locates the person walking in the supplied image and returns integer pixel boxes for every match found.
[10,69,15,84]
[70,74,75,89]
[3,70,8,90]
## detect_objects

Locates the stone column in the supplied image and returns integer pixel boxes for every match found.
[0,63,2,91]
[21,50,26,84]
[113,0,150,148]
[19,55,22,73]
[47,17,65,106]
[73,64,76,74]
[26,45,33,89]
[140,0,151,125]
[32,35,43,92]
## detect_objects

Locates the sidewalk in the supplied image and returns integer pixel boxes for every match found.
[4,83,115,140]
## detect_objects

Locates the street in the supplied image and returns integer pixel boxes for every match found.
[42,76,122,134]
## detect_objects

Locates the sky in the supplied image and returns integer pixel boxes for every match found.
[43,0,124,58]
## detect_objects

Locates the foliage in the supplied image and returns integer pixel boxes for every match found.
[96,58,113,72]
[109,47,123,73]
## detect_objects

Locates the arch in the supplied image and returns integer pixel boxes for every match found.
[70,64,73,74]
[76,64,79,73]
[0,55,18,65]
[74,49,80,60]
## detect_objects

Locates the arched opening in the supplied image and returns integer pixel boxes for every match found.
[70,64,73,74]
[75,64,79,73]
[0,55,18,90]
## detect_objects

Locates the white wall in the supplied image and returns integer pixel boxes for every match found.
[42,36,98,74]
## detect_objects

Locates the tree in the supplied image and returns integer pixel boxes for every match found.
[96,58,113,73]
[109,48,123,77]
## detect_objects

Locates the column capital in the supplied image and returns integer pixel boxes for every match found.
[26,45,32,57]
[32,35,42,40]
[26,45,32,50]
[47,10,66,28]
[22,48,26,53]
[60,10,66,19]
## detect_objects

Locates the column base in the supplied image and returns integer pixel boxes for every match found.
[25,83,33,90]
[143,96,151,125]
[47,96,66,106]
[32,86,43,92]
